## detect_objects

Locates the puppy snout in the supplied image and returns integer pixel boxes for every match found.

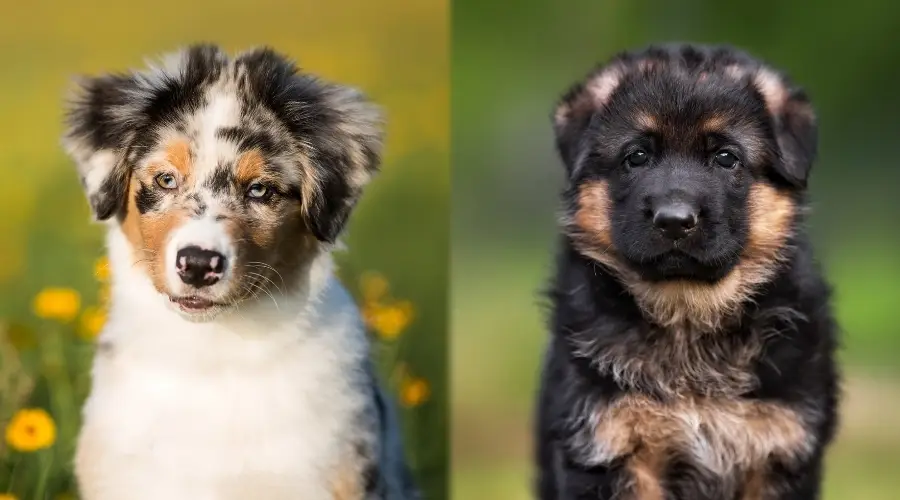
[176,246,226,288]
[652,202,698,240]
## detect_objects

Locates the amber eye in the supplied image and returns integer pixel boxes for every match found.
[246,182,271,200]
[155,173,178,189]
[714,151,740,169]
[625,149,650,167]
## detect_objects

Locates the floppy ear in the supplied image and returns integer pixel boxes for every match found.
[236,47,383,243]
[755,70,818,189]
[303,85,384,243]
[552,64,624,173]
[62,74,141,220]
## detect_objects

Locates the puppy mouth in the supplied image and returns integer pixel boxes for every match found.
[169,295,226,313]
[631,250,736,283]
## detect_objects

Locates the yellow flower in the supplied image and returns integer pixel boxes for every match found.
[5,408,57,452]
[359,271,389,302]
[94,256,110,282]
[364,300,414,340]
[400,377,429,408]
[79,306,107,341]
[32,287,80,322]
[0,493,19,500]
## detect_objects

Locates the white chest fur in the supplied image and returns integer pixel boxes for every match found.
[75,232,371,500]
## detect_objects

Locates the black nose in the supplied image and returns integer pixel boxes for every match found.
[176,246,226,288]
[652,203,698,240]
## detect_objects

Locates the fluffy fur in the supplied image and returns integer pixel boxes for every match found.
[63,44,416,500]
[535,44,840,499]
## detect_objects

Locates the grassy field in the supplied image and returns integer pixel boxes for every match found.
[0,1,448,499]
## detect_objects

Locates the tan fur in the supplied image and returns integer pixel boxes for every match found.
[120,175,182,295]
[594,394,812,481]
[753,69,788,115]
[741,468,768,500]
[635,112,658,131]
[555,65,624,129]
[572,181,614,249]
[228,208,318,301]
[701,114,728,132]
[122,181,188,293]
[295,154,321,218]
[234,149,266,184]
[624,447,666,500]
[579,325,762,398]
[566,181,795,333]
[164,140,193,179]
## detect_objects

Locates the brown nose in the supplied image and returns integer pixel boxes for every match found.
[176,246,226,288]
[652,203,698,240]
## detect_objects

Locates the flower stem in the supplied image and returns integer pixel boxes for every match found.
[34,449,54,500]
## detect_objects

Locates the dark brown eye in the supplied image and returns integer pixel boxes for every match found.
[626,149,649,167]
[246,182,271,200]
[714,151,739,168]
[155,173,178,189]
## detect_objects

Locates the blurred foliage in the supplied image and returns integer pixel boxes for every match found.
[452,0,900,498]
[0,1,448,499]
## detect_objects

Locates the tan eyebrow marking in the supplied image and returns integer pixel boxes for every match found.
[164,140,193,179]
[235,149,267,184]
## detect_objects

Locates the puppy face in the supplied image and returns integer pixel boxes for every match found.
[555,45,817,328]
[63,45,382,319]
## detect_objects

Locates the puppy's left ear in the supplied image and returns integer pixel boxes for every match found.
[553,64,625,173]
[756,70,818,189]
[304,85,384,243]
[62,73,141,220]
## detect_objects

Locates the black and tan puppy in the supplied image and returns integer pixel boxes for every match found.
[535,44,840,499]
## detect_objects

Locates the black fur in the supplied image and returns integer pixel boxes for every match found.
[63,43,382,243]
[536,44,840,499]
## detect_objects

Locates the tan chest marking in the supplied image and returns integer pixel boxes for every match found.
[593,394,812,496]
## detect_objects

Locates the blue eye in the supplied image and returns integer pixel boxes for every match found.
[246,182,271,200]
[155,173,178,189]
[714,151,739,168]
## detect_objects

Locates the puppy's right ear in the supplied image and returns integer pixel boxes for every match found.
[552,64,624,172]
[62,74,141,221]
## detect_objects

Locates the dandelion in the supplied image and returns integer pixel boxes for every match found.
[79,306,107,341]
[32,287,80,322]
[5,408,57,452]
[0,493,18,500]
[400,376,429,408]
[364,300,414,340]
[94,256,110,282]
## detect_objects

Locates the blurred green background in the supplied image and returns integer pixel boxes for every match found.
[0,1,447,499]
[452,1,900,499]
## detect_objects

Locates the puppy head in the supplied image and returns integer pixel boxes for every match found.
[555,44,815,328]
[63,44,382,319]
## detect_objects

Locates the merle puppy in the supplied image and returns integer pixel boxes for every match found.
[535,44,840,500]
